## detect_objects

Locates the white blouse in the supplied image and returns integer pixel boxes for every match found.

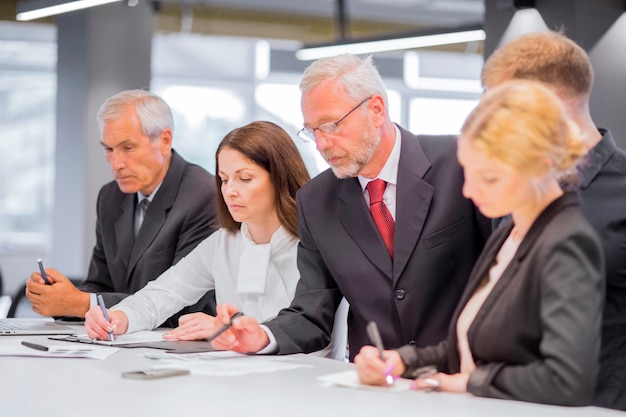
[113,224,299,333]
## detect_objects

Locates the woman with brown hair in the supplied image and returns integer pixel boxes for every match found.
[84,121,313,342]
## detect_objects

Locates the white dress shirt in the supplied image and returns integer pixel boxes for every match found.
[113,223,299,333]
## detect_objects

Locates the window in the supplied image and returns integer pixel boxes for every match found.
[0,22,56,254]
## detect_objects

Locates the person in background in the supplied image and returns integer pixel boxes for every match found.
[84,121,348,360]
[355,80,604,406]
[209,54,490,361]
[481,30,626,410]
[27,89,218,327]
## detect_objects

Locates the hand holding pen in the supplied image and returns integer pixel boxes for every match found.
[37,259,51,285]
[96,294,115,342]
[366,321,397,384]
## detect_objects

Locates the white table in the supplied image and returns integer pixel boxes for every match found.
[0,331,623,417]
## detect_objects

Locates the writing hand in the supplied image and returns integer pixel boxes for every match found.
[354,345,405,386]
[85,306,128,340]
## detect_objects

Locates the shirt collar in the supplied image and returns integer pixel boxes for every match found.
[578,128,616,189]
[136,181,163,204]
[358,124,401,190]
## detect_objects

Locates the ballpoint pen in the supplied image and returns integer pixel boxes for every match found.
[37,258,51,285]
[366,321,396,385]
[206,311,244,343]
[96,294,115,342]
[21,341,50,351]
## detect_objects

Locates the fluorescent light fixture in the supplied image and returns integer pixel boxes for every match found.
[16,0,123,21]
[296,25,485,61]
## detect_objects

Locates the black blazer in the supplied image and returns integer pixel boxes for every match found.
[398,192,604,406]
[579,130,626,410]
[266,126,491,360]
[79,150,218,326]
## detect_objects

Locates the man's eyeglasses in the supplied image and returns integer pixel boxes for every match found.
[297,96,372,142]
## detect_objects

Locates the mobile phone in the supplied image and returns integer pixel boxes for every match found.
[121,368,190,380]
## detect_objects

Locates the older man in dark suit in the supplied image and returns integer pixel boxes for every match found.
[212,54,490,360]
[26,90,217,327]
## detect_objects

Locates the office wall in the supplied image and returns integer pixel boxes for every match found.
[51,2,154,280]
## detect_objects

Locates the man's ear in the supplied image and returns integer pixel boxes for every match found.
[159,128,173,155]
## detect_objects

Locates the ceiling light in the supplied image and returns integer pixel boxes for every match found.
[16,0,123,21]
[295,25,485,61]
[513,0,536,9]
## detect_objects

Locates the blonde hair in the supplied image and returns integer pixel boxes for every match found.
[462,80,585,182]
[481,31,593,99]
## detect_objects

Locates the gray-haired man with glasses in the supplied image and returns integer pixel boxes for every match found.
[212,54,491,362]
[297,96,372,143]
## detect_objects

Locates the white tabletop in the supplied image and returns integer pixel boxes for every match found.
[0,330,622,417]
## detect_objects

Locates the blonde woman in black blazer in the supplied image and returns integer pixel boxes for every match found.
[355,80,604,406]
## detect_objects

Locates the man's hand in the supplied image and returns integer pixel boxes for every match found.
[209,304,270,353]
[25,268,90,317]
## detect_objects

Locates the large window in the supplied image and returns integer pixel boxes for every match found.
[0,22,56,254]
[0,26,483,256]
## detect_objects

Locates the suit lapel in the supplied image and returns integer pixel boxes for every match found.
[393,128,434,281]
[338,178,394,278]
[469,194,577,332]
[127,151,183,277]
[114,194,135,275]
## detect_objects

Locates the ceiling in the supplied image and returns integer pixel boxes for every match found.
[1,0,485,51]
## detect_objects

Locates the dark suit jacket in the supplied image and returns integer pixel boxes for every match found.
[266,126,491,361]
[397,192,604,406]
[580,130,626,410]
[79,150,218,327]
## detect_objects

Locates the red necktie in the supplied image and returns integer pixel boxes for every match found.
[366,179,395,258]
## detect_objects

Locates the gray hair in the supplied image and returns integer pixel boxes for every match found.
[299,54,389,107]
[96,89,174,141]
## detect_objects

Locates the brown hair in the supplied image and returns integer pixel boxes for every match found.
[215,121,310,237]
[482,31,593,99]
[462,80,585,182]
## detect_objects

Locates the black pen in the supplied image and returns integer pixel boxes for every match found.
[207,311,244,343]
[21,341,50,352]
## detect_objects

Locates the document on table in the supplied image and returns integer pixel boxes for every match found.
[143,351,313,376]
[52,330,168,345]
[317,370,412,392]
[0,340,118,360]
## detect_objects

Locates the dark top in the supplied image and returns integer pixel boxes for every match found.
[397,192,604,406]
[580,129,626,411]
[266,126,491,361]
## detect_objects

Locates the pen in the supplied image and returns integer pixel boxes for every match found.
[366,321,395,384]
[96,294,115,342]
[21,341,49,352]
[206,311,244,343]
[37,258,51,285]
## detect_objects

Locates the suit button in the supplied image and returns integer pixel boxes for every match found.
[395,289,406,300]
[408,340,416,346]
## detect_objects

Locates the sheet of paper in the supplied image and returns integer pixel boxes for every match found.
[317,370,412,392]
[145,352,313,376]
[69,330,168,345]
[0,341,118,360]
